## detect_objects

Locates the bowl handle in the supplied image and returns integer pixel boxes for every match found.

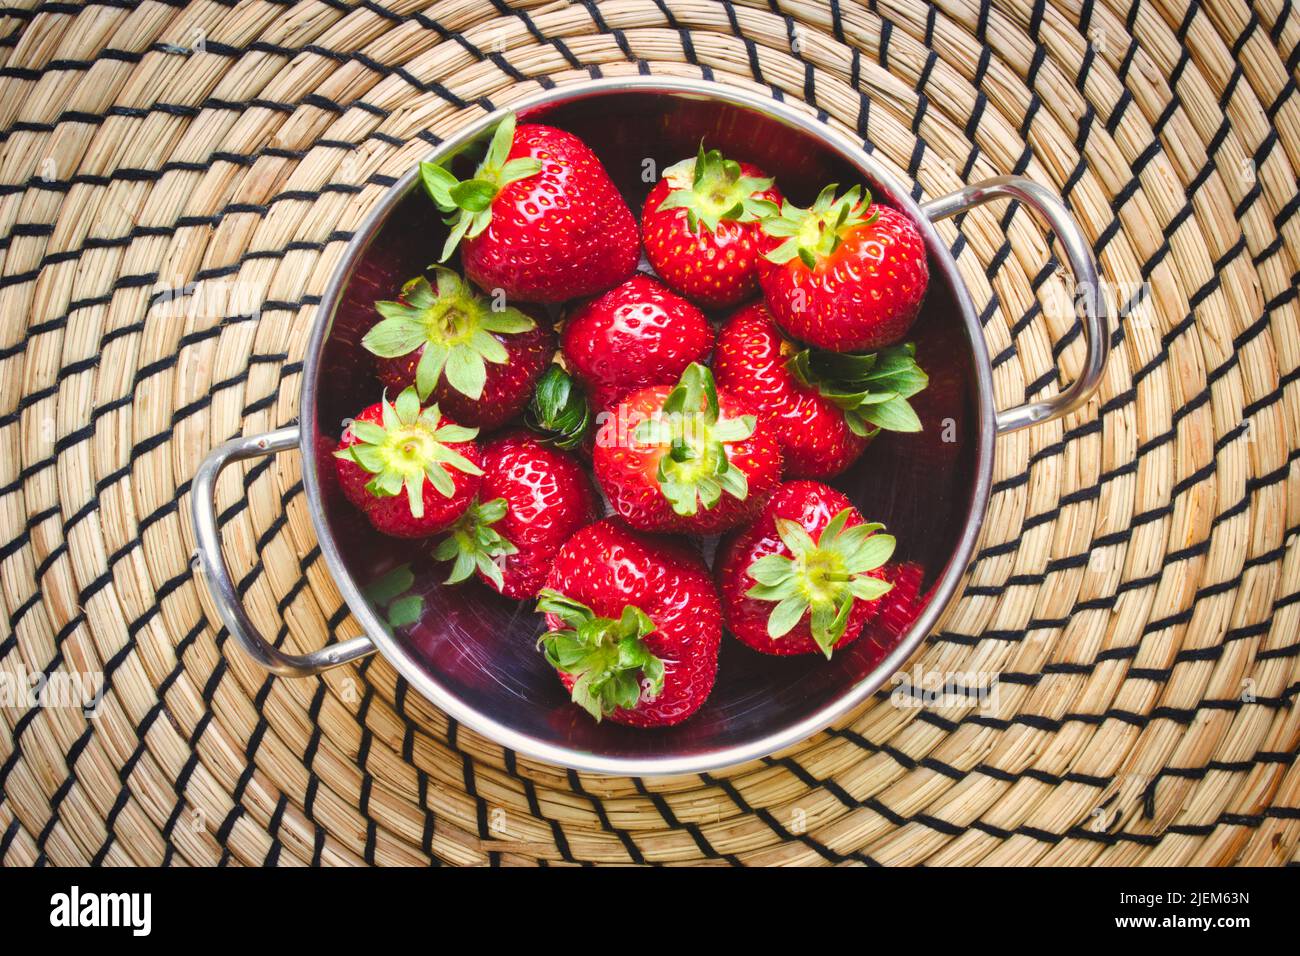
[191,426,377,677]
[922,176,1110,434]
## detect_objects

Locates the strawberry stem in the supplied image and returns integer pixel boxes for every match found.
[632,363,756,517]
[536,589,665,720]
[744,509,896,659]
[364,267,536,402]
[787,343,929,437]
[656,143,778,234]
[420,113,543,262]
[332,387,482,518]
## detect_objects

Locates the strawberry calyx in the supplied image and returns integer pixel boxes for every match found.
[761,184,878,269]
[333,387,482,518]
[524,364,592,450]
[433,497,518,591]
[787,343,929,437]
[364,267,536,402]
[745,508,896,659]
[536,589,665,721]
[421,113,543,262]
[632,363,757,517]
[656,143,779,234]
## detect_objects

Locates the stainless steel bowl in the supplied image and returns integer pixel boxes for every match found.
[192,77,1107,776]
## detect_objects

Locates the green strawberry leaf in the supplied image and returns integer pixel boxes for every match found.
[404,475,425,518]
[767,596,808,639]
[443,344,487,399]
[395,386,420,424]
[787,343,928,435]
[364,267,537,403]
[348,419,387,445]
[337,388,481,515]
[364,565,416,606]
[525,365,592,450]
[450,178,498,212]
[415,344,450,400]
[861,395,922,433]
[747,553,794,586]
[421,113,542,262]
[363,316,426,358]
[535,589,664,721]
[481,308,537,335]
[386,594,424,629]
[439,214,474,263]
[421,162,458,208]
[468,328,509,364]
[743,507,897,659]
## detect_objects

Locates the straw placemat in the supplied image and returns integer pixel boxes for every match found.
[0,0,1297,867]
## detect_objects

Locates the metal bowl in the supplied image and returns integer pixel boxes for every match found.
[193,77,1107,776]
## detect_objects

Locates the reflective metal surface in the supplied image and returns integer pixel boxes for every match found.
[191,426,377,676]
[194,77,1106,775]
[923,176,1110,434]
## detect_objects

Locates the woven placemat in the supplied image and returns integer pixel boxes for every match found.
[0,0,1297,867]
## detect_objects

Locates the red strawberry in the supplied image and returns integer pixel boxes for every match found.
[872,561,926,639]
[561,274,714,411]
[641,146,782,309]
[714,302,929,478]
[334,387,484,538]
[713,302,865,478]
[434,432,598,599]
[716,481,895,658]
[363,267,556,430]
[538,519,722,727]
[758,186,929,352]
[422,113,638,303]
[593,363,782,535]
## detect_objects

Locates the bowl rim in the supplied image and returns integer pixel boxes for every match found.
[300,75,996,776]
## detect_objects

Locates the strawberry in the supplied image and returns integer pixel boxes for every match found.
[716,481,895,658]
[758,186,929,352]
[714,302,929,478]
[714,302,867,478]
[434,432,598,599]
[334,387,484,538]
[537,518,722,726]
[422,113,638,303]
[363,267,556,430]
[871,561,926,639]
[561,274,714,411]
[641,145,782,309]
[593,363,781,535]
